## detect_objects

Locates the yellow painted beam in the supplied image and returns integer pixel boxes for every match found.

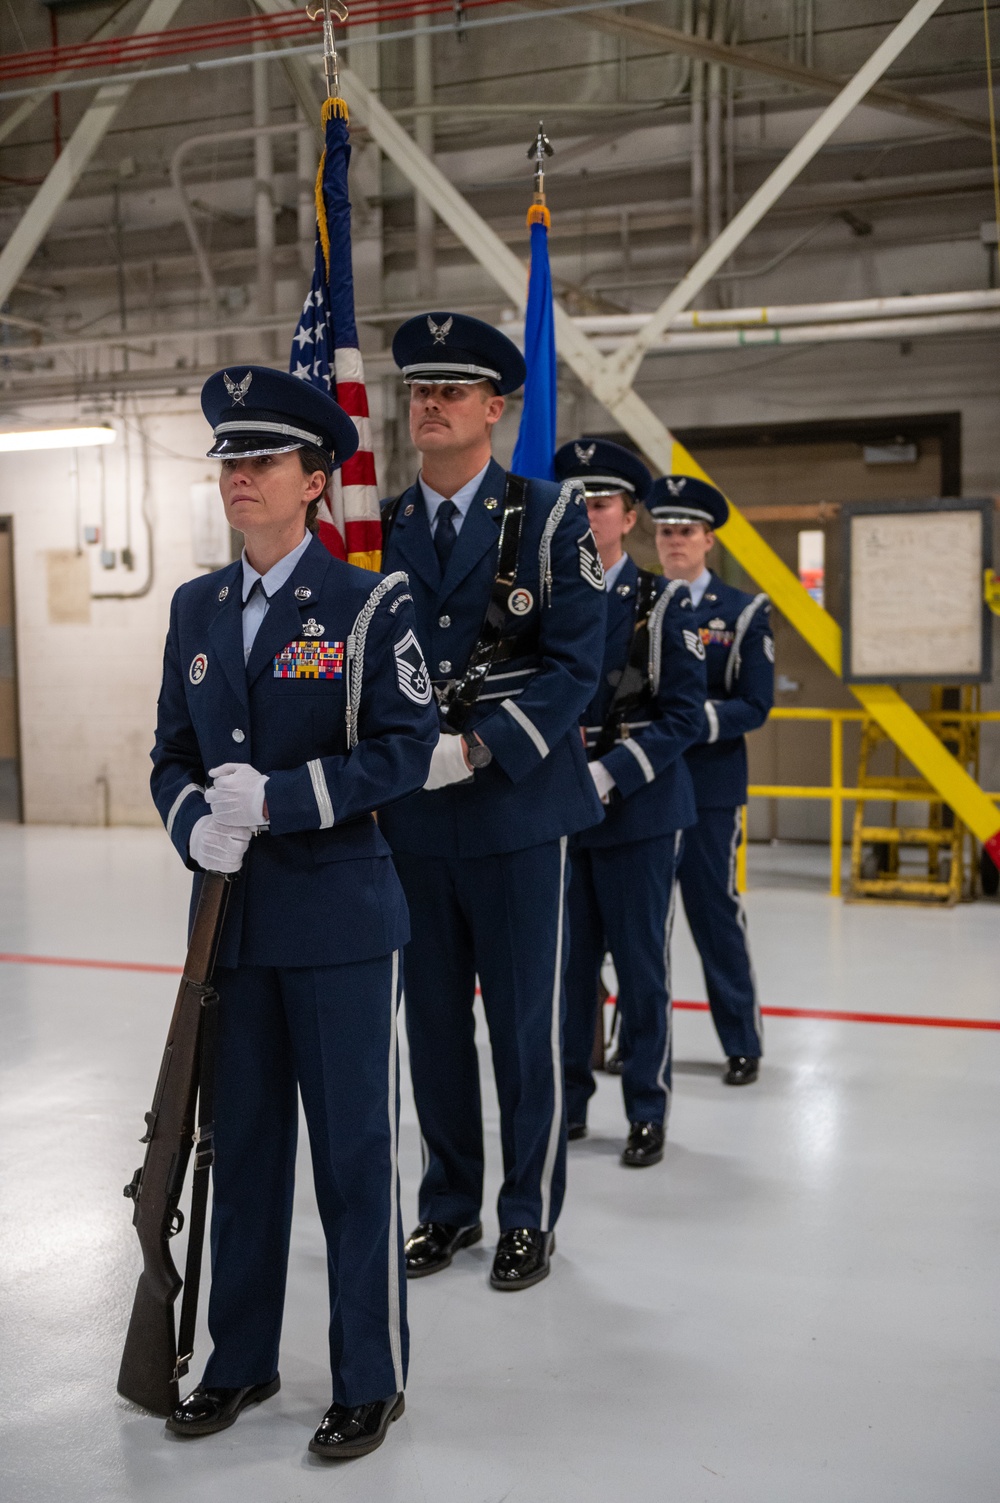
[668,442,1000,860]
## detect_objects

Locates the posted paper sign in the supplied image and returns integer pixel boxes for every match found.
[848,509,983,679]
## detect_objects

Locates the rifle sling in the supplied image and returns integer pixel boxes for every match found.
[439,472,528,732]
[594,568,658,759]
[174,985,219,1382]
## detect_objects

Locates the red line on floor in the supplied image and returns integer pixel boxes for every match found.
[0,951,182,976]
[0,953,997,1030]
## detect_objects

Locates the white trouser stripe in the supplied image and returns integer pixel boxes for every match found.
[622,737,656,784]
[539,836,568,1232]
[501,698,549,758]
[306,758,335,829]
[727,806,763,1050]
[386,950,404,1393]
[705,700,720,744]
[656,829,683,1123]
[165,782,200,838]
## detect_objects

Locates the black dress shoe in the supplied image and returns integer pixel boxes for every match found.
[621,1121,664,1167]
[165,1376,280,1436]
[309,1392,404,1460]
[604,1049,624,1076]
[567,1122,588,1141]
[724,1055,760,1085]
[404,1220,482,1278]
[490,1228,555,1290]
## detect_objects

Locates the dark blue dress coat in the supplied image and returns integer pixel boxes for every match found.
[684,573,774,809]
[576,557,706,847]
[150,534,440,968]
[378,459,607,855]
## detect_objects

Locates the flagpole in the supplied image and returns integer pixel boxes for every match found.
[307,0,348,102]
[511,122,558,481]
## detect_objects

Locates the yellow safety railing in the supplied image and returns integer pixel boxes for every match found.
[737,708,1000,897]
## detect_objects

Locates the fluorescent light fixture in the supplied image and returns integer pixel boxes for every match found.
[0,425,116,453]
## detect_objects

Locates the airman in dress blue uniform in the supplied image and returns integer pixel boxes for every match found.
[378,315,606,1290]
[150,367,438,1460]
[555,441,706,1168]
[651,475,775,1086]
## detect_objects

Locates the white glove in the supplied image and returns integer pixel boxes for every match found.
[589,760,616,805]
[189,814,252,873]
[423,734,473,791]
[207,762,269,829]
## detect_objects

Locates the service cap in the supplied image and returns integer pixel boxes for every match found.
[554,437,652,502]
[648,474,729,529]
[201,365,359,466]
[392,312,526,395]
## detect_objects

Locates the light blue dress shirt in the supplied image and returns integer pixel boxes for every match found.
[688,567,712,608]
[241,530,313,664]
[603,554,628,592]
[418,461,491,538]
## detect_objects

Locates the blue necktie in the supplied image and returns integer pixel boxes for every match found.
[434,499,458,573]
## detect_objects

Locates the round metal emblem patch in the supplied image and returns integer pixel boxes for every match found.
[189,652,208,685]
[217,585,229,602]
[507,587,534,616]
[294,585,312,602]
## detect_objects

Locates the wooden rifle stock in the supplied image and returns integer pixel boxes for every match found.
[117,872,230,1415]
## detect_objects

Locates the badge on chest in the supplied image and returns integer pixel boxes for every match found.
[274,640,344,679]
[700,622,734,647]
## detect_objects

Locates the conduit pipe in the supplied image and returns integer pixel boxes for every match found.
[568,287,1000,334]
[170,120,306,317]
[587,308,1000,353]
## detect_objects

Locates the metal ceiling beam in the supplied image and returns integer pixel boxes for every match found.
[0,0,146,149]
[334,1,1000,858]
[602,0,952,399]
[0,0,187,308]
[518,0,993,141]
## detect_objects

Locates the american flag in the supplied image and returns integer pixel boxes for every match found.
[290,97,382,571]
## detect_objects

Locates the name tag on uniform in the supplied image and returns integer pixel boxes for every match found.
[700,626,734,647]
[274,640,344,679]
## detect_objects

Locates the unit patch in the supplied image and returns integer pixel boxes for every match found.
[273,641,344,679]
[507,586,534,616]
[578,529,605,591]
[389,592,413,614]
[682,629,706,661]
[189,652,208,685]
[393,629,433,705]
[763,634,775,663]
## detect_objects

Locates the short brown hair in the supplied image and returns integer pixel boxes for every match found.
[298,444,332,532]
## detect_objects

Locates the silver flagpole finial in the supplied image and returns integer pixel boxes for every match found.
[308,0,349,99]
[527,121,553,202]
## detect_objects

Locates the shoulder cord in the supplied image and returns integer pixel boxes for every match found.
[648,577,690,696]
[345,570,409,748]
[538,478,585,607]
[725,592,769,693]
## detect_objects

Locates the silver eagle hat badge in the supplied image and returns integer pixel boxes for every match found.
[574,442,596,465]
[427,315,453,346]
[223,370,253,406]
[666,476,687,497]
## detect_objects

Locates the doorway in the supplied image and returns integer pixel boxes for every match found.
[0,517,22,821]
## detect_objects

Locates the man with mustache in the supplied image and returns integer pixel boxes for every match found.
[379,313,606,1290]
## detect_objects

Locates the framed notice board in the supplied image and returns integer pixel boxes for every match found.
[842,498,992,684]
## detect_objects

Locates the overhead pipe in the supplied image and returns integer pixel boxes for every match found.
[586,307,1000,353]
[563,287,1000,334]
[412,13,436,299]
[170,120,306,317]
[253,44,277,359]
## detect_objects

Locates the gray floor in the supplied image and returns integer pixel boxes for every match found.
[1,826,997,1502]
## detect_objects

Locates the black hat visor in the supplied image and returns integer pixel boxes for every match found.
[650,504,716,526]
[206,415,329,462]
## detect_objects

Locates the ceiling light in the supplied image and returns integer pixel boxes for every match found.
[0,426,116,453]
